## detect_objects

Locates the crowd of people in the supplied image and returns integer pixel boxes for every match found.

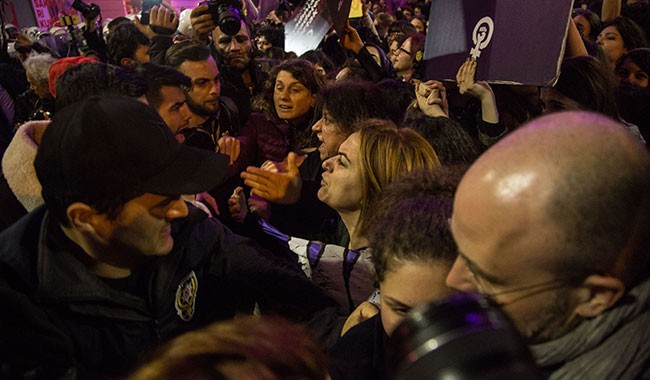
[0,0,649,378]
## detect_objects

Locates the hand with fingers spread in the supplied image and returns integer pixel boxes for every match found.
[190,4,216,42]
[149,5,180,35]
[218,136,241,165]
[240,152,306,205]
[455,59,499,124]
[228,186,247,223]
[133,15,156,39]
[414,80,449,118]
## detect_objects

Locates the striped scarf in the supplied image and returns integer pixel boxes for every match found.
[531,277,650,380]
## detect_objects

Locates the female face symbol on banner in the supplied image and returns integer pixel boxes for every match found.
[470,16,494,60]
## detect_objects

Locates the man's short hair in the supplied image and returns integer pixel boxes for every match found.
[136,63,191,110]
[107,23,150,66]
[495,112,650,289]
[368,167,464,282]
[543,118,650,288]
[106,16,132,33]
[165,40,212,69]
[55,62,148,110]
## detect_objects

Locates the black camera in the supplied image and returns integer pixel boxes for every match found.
[199,0,244,36]
[390,293,545,380]
[71,0,101,20]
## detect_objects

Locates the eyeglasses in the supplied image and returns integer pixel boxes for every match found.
[475,278,572,307]
[463,260,576,307]
[391,46,412,56]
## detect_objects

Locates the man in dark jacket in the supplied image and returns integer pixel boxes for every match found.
[166,41,240,152]
[0,96,336,379]
[190,6,274,123]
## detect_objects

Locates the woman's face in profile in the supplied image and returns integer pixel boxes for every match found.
[318,133,363,212]
[390,38,415,72]
[597,26,627,64]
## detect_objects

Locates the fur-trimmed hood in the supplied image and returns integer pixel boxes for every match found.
[2,120,49,212]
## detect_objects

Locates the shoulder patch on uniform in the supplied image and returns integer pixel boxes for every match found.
[175,271,198,321]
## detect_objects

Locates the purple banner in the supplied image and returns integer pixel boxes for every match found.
[423,0,573,86]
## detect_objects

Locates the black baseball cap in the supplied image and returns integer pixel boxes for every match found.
[35,96,229,200]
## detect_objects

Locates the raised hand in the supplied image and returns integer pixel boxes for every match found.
[341,21,364,54]
[149,5,179,35]
[190,4,215,42]
[240,152,306,205]
[217,136,241,165]
[455,58,499,124]
[414,80,449,118]
[456,59,492,98]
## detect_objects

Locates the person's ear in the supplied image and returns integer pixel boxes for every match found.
[66,202,99,233]
[573,274,625,318]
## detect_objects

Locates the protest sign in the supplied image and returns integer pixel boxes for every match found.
[324,0,352,35]
[31,0,66,29]
[284,0,332,55]
[423,0,574,85]
[349,0,362,18]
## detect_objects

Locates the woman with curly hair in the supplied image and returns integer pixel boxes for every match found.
[232,59,324,174]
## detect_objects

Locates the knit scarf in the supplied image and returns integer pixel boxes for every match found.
[530,277,650,380]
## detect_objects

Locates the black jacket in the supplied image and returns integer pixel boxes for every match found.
[0,204,337,379]
[328,314,389,380]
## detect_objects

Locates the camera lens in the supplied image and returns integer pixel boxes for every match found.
[389,293,544,380]
[218,6,242,36]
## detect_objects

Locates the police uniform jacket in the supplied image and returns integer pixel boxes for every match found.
[0,204,336,379]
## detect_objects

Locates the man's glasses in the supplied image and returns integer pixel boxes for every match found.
[391,46,412,57]
[463,260,577,307]
[475,278,572,307]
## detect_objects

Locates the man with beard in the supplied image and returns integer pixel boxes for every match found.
[165,41,240,157]
[190,4,276,123]
[445,111,650,379]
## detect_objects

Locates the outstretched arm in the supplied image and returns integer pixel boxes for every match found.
[240,152,306,205]
[602,0,622,22]
[566,17,589,57]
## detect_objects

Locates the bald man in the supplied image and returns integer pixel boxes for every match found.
[446,111,650,379]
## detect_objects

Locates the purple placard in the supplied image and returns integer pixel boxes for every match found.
[423,0,573,86]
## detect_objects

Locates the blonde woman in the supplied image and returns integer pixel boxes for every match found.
[262,119,441,311]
